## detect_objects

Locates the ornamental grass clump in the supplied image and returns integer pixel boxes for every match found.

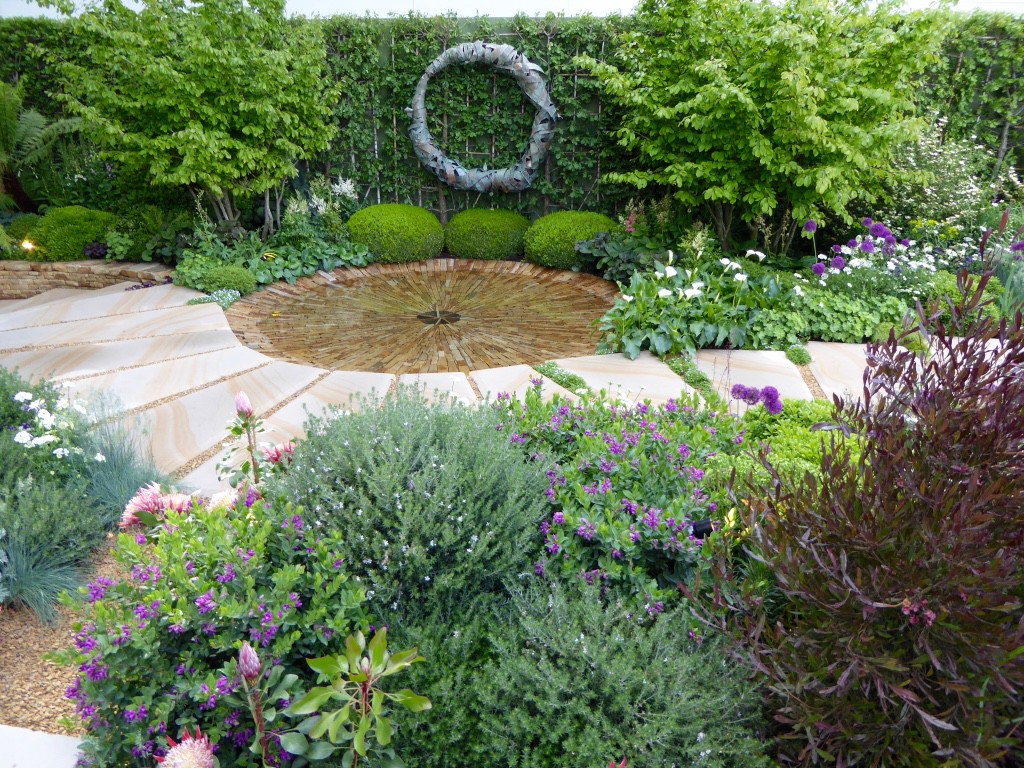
[56,495,367,768]
[702,275,1024,765]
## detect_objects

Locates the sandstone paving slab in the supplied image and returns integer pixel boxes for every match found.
[397,372,476,404]
[178,370,396,493]
[0,329,242,383]
[469,364,575,403]
[0,288,86,315]
[694,349,812,403]
[806,342,868,402]
[129,361,323,475]
[0,724,80,768]
[0,282,203,331]
[0,303,230,351]
[552,352,692,405]
[70,346,271,413]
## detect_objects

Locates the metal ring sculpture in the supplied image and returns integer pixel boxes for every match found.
[406,41,557,194]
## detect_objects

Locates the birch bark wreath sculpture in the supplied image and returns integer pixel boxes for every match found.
[406,41,557,194]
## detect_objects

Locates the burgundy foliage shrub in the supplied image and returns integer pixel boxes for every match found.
[704,275,1024,766]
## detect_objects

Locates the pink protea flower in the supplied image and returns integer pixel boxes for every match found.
[119,482,194,528]
[120,482,164,528]
[234,390,253,418]
[155,726,215,768]
[238,641,262,684]
[262,441,295,465]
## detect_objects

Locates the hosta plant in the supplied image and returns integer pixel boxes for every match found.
[701,275,1024,765]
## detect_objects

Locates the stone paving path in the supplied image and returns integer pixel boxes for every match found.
[0,279,868,496]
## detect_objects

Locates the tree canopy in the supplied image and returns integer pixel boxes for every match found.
[52,0,339,236]
[578,0,950,253]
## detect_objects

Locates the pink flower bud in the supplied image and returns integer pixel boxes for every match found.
[238,641,262,683]
[234,391,253,418]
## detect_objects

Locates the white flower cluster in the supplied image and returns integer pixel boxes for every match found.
[330,177,357,200]
[11,389,92,460]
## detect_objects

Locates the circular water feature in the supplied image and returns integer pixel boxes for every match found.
[240,260,618,374]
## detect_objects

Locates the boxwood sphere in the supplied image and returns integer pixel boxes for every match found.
[524,210,618,271]
[445,208,530,261]
[347,203,443,264]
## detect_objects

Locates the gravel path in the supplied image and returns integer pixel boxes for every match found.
[0,540,124,735]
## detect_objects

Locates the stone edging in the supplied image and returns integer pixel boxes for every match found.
[0,259,174,300]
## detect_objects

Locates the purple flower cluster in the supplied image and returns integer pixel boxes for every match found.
[730,384,783,415]
[195,590,216,614]
[87,577,115,604]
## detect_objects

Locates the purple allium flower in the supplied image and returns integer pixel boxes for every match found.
[195,590,216,615]
[862,217,873,227]
[762,396,784,416]
[803,219,817,233]
[1011,241,1024,252]
[812,262,827,276]
[830,256,846,271]
[900,238,911,247]
[831,244,842,253]
[860,240,875,253]
[869,223,890,238]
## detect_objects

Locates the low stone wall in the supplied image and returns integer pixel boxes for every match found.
[0,259,175,300]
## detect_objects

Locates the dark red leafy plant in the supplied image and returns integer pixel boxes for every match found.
[699,275,1024,766]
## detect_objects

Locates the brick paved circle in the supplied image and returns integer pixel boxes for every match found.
[225,259,619,374]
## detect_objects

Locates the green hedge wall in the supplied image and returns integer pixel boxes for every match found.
[315,14,639,221]
[917,12,1024,178]
[1,11,1021,219]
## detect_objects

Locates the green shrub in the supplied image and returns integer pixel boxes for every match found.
[267,393,550,768]
[267,392,549,625]
[104,204,192,264]
[924,269,1003,327]
[347,203,443,264]
[0,477,106,566]
[459,583,774,768]
[444,208,529,261]
[201,264,257,295]
[5,213,40,243]
[706,306,1024,765]
[784,344,811,365]
[706,399,847,491]
[30,205,116,262]
[492,385,744,610]
[524,210,618,270]
[56,497,367,768]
